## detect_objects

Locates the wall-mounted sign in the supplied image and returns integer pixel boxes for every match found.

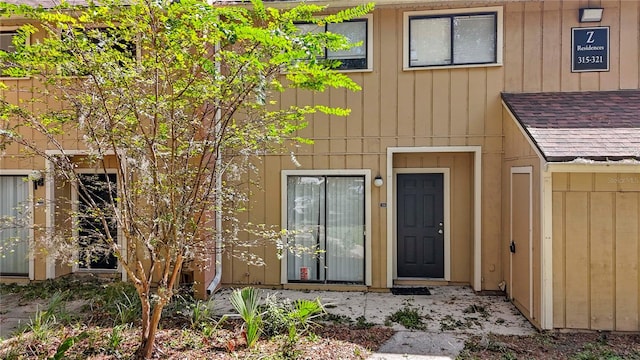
[572,27,609,72]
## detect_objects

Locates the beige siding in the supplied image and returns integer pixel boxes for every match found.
[224,0,639,289]
[553,173,640,331]
[394,152,473,283]
[2,0,639,299]
[504,0,640,92]
[501,109,542,327]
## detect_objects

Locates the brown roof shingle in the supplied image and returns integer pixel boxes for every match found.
[502,90,640,162]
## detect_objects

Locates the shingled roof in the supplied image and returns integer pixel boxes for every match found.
[502,90,640,162]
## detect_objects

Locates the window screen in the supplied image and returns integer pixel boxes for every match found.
[409,12,497,67]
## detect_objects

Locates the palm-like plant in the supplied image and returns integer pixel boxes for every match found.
[287,299,325,340]
[229,287,262,347]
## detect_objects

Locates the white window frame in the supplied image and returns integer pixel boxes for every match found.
[281,169,372,286]
[403,7,503,71]
[295,14,373,73]
[71,168,122,274]
[0,170,36,280]
[0,25,30,80]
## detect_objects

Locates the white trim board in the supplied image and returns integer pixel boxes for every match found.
[393,168,451,282]
[280,169,372,286]
[386,146,482,291]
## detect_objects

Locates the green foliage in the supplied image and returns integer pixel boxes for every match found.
[259,293,325,358]
[386,300,427,330]
[230,287,263,348]
[168,293,218,329]
[355,315,374,329]
[27,291,69,340]
[49,331,89,360]
[261,293,325,340]
[89,281,141,326]
[106,324,128,354]
[571,342,626,360]
[261,294,291,337]
[0,277,105,300]
[286,298,325,341]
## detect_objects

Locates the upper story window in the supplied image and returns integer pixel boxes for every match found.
[60,27,136,77]
[1,28,29,78]
[0,30,20,53]
[403,7,502,70]
[295,15,373,72]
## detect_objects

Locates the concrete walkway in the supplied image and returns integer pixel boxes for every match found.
[211,286,535,359]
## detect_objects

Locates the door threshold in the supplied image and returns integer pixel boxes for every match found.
[394,278,449,287]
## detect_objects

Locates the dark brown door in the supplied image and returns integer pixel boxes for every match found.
[397,173,444,278]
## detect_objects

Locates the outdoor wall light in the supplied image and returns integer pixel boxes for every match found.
[579,8,603,22]
[373,175,384,188]
[30,170,44,190]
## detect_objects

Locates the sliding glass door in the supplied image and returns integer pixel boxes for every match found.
[0,175,29,276]
[286,175,365,283]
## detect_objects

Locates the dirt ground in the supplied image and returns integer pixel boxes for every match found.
[459,331,640,359]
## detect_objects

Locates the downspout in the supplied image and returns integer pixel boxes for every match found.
[207,40,223,295]
[206,147,223,295]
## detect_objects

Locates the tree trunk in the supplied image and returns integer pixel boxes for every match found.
[135,301,166,359]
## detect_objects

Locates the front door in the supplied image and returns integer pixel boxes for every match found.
[510,171,532,317]
[397,173,444,278]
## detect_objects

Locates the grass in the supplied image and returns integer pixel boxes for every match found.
[385,299,428,330]
[0,276,108,301]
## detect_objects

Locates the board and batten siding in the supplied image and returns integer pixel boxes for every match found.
[2,0,639,291]
[552,173,640,331]
[224,5,505,289]
[501,108,542,327]
[224,0,640,289]
[504,0,640,92]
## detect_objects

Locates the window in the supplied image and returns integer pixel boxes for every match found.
[0,30,19,53]
[404,7,502,69]
[295,16,372,71]
[76,173,118,270]
[1,28,29,78]
[60,27,136,77]
[285,175,366,283]
[0,175,30,276]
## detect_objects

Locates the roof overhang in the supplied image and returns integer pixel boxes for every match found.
[502,90,640,169]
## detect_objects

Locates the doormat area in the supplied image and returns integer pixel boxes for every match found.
[390,287,431,295]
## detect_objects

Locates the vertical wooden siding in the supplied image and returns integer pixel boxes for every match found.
[501,109,542,327]
[2,1,639,289]
[504,0,640,92]
[394,152,473,282]
[553,173,640,331]
[228,5,506,288]
[227,0,639,288]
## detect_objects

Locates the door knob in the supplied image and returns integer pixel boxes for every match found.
[438,229,443,234]
[439,222,443,227]
[510,241,516,253]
